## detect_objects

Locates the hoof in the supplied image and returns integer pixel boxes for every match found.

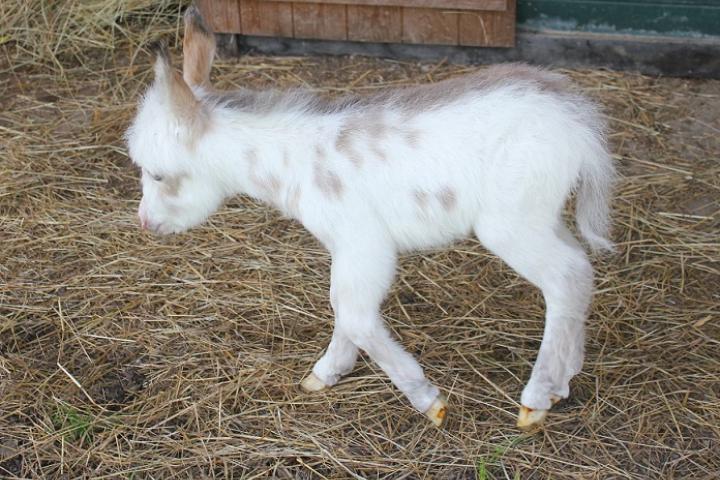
[517,395,562,430]
[300,372,327,393]
[300,373,327,392]
[517,406,548,430]
[425,395,449,427]
[516,395,563,430]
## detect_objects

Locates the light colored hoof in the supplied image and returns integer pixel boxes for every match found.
[516,395,563,430]
[425,395,449,427]
[517,406,548,430]
[300,373,327,392]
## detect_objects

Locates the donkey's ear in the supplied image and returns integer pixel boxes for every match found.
[149,41,203,126]
[183,5,216,88]
[150,41,175,85]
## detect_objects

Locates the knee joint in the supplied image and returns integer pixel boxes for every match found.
[337,318,383,350]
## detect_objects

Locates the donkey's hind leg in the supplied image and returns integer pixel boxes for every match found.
[475,214,593,429]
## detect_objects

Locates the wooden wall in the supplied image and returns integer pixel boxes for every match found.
[197,0,516,47]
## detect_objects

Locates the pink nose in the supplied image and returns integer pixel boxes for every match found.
[139,213,148,230]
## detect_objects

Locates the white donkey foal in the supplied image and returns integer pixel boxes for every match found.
[126,7,614,429]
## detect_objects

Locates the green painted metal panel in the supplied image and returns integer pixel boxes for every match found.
[518,0,720,37]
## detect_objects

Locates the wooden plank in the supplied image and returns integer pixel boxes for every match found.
[347,5,402,43]
[402,8,459,45]
[197,0,241,33]
[458,0,515,47]
[293,3,348,40]
[266,0,507,12]
[200,0,516,47]
[240,0,293,37]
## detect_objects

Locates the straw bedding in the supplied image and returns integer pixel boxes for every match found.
[1,2,719,478]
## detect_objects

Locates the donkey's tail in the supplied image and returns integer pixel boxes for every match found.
[576,144,616,253]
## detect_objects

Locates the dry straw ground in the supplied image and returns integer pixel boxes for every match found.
[1,1,719,478]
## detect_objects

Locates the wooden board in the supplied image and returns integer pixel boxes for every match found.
[240,0,293,37]
[200,0,516,47]
[197,0,241,33]
[267,0,507,12]
[459,0,515,47]
[293,3,348,40]
[346,5,403,43]
[403,8,460,46]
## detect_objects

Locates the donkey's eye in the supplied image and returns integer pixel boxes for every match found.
[142,168,163,182]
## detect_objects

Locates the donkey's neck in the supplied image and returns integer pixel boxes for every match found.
[208,108,336,218]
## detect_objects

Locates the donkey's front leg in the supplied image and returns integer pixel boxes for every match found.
[302,326,358,391]
[312,239,447,426]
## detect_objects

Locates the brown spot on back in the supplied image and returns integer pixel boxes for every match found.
[335,123,363,167]
[365,110,388,138]
[437,187,457,211]
[335,111,421,164]
[370,144,387,162]
[403,129,421,148]
[335,127,352,152]
[313,162,343,199]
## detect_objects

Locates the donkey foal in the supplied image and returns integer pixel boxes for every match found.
[126,7,615,429]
